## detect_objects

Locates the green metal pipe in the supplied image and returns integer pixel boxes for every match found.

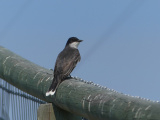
[0,46,160,120]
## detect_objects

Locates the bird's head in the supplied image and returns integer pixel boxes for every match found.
[66,37,83,49]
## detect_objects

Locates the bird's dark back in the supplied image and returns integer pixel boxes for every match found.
[53,46,81,79]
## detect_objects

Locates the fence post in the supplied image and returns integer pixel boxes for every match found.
[37,103,56,120]
[37,103,82,120]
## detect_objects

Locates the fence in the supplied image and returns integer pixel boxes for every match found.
[0,79,45,120]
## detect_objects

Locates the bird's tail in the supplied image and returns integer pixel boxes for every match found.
[46,75,61,96]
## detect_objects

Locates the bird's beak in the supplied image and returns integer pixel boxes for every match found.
[78,40,83,42]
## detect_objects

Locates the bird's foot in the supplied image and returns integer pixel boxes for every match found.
[65,75,73,79]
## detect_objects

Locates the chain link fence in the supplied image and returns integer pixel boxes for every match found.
[0,79,45,120]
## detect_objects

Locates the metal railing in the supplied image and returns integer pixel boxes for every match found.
[1,46,160,120]
[0,79,45,120]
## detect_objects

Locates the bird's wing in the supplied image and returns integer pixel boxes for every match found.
[62,50,81,78]
[54,49,81,79]
[63,52,80,77]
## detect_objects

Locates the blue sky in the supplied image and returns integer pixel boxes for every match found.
[1,0,160,101]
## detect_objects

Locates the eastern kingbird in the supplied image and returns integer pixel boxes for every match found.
[46,37,83,96]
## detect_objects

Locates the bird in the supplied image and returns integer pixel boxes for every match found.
[46,37,83,96]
